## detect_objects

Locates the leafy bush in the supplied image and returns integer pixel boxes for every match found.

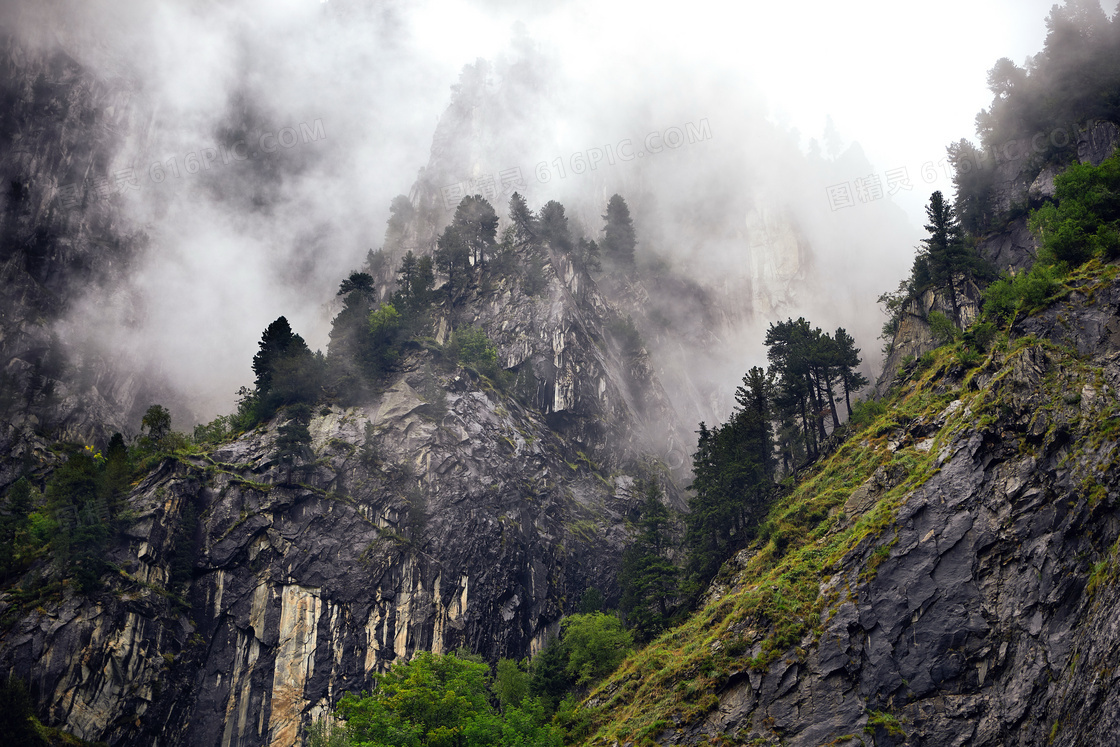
[847,398,887,431]
[335,651,563,747]
[560,612,634,687]
[927,311,959,346]
[1030,151,1120,266]
[982,263,1065,324]
[449,326,508,386]
[963,320,998,352]
[193,415,235,445]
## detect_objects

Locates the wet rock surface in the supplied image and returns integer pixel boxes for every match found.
[666,277,1120,746]
[0,354,666,746]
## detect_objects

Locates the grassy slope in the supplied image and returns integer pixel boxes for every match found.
[569,262,1120,746]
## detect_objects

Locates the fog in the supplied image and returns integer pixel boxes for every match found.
[3,0,1079,427]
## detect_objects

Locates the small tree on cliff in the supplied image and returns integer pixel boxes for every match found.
[601,194,637,265]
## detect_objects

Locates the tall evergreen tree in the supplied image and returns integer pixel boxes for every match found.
[452,194,499,269]
[537,200,573,254]
[435,224,472,304]
[508,192,537,249]
[601,194,636,265]
[685,366,774,587]
[619,481,678,640]
[253,316,320,417]
[393,251,435,314]
[833,327,868,419]
[921,191,991,323]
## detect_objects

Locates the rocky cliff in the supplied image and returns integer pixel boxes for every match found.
[0,197,698,746]
[873,276,985,398]
[577,264,1120,746]
[975,119,1120,275]
[0,32,167,489]
[875,119,1120,399]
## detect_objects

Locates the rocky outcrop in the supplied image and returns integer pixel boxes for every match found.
[0,34,163,487]
[0,343,665,745]
[975,119,1120,274]
[874,277,984,397]
[608,273,1120,746]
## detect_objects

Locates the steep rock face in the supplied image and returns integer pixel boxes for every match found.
[0,34,158,486]
[462,249,691,483]
[874,278,984,397]
[385,56,819,432]
[641,275,1120,746]
[0,348,661,746]
[975,119,1120,274]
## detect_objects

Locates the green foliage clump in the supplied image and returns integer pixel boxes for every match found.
[560,613,634,687]
[1,478,43,580]
[334,651,563,747]
[847,398,887,431]
[1030,150,1120,266]
[41,438,131,592]
[982,263,1065,324]
[526,612,635,715]
[448,326,507,386]
[578,587,605,614]
[927,310,960,346]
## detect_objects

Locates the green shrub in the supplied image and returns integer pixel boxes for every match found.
[1030,151,1120,266]
[848,398,887,430]
[335,651,563,747]
[561,612,634,687]
[449,326,509,387]
[927,310,959,346]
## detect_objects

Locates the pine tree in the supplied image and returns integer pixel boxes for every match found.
[576,238,602,272]
[833,327,868,419]
[393,252,434,314]
[337,272,375,300]
[452,195,498,269]
[508,192,537,249]
[601,194,636,265]
[253,317,320,418]
[435,224,472,304]
[619,481,678,640]
[537,200,573,254]
[685,366,774,588]
[921,191,990,323]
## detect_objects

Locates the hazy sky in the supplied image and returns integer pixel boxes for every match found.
[9,0,1099,425]
[404,0,1075,225]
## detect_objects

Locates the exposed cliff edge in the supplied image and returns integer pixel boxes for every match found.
[0,208,697,746]
[577,265,1120,746]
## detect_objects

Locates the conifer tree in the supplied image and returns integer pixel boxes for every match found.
[452,195,498,270]
[601,194,636,265]
[685,366,774,587]
[619,481,678,640]
[435,225,472,304]
[537,200,573,254]
[253,316,320,418]
[921,191,990,323]
[833,327,868,418]
[508,192,537,248]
